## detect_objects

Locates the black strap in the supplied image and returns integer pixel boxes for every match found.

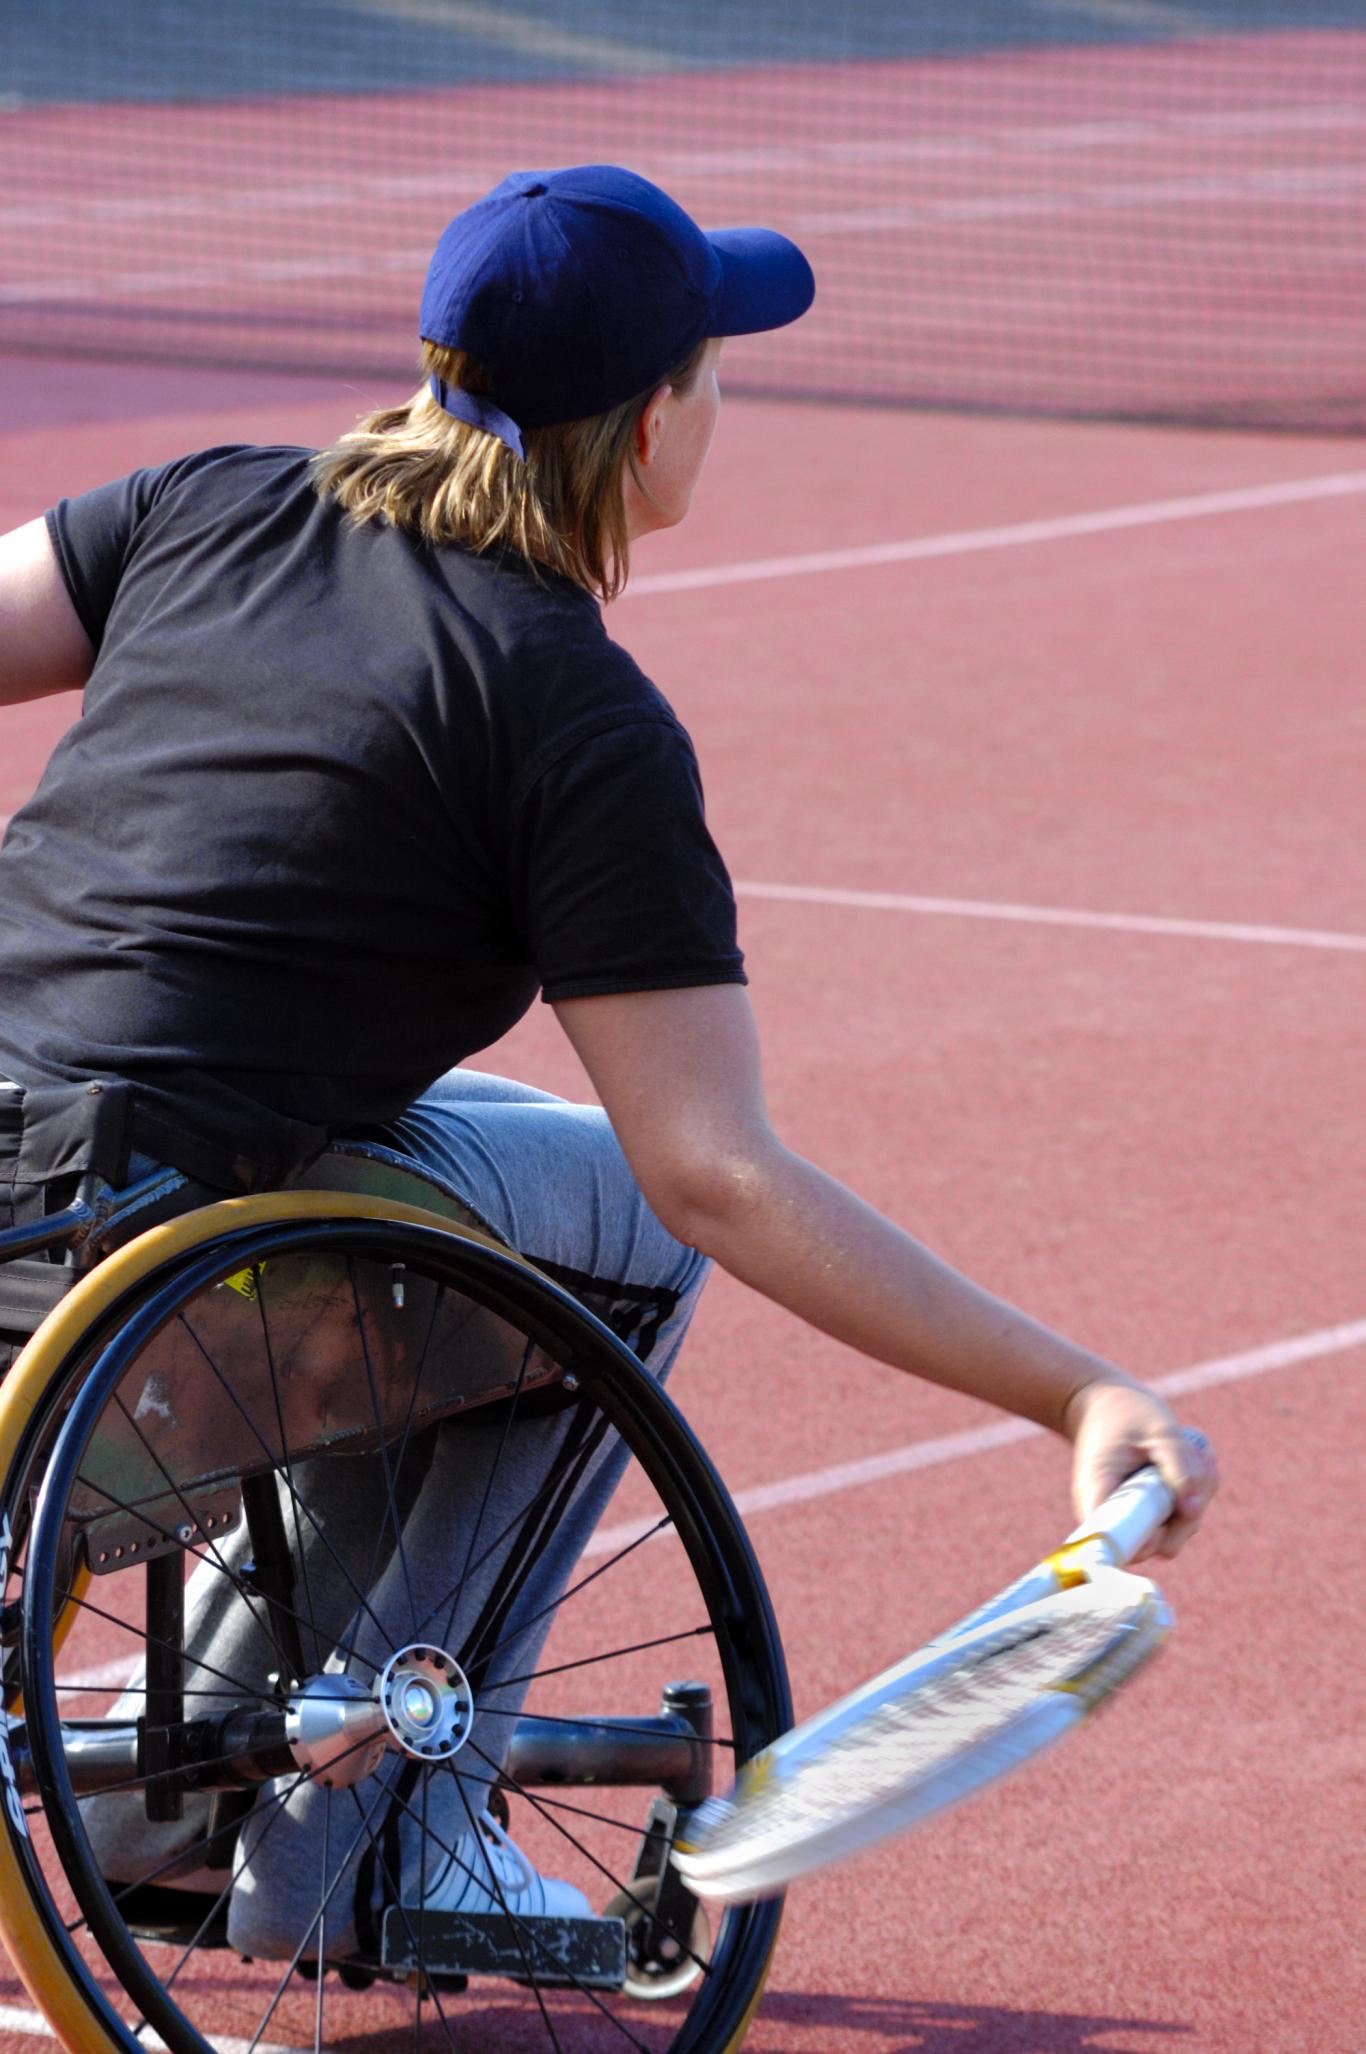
[530,1255,678,1367]
[0,1256,75,1336]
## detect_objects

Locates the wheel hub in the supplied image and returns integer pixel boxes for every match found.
[284,1671,388,1788]
[284,1643,473,1786]
[378,1642,474,1761]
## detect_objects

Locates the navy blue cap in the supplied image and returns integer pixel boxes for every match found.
[419,165,815,456]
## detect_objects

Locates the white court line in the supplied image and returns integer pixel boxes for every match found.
[41,835,1353,976]
[734,880,1366,955]
[6,468,1349,831]
[0,2004,308,2054]
[624,468,1366,598]
[585,1315,1366,1554]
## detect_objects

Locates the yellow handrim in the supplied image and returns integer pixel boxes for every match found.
[0,1190,514,2054]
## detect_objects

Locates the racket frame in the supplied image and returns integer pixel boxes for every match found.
[673,1457,1183,1903]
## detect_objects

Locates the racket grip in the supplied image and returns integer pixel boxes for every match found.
[1065,1428,1210,1566]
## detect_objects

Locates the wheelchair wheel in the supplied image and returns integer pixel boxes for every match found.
[0,1192,789,2053]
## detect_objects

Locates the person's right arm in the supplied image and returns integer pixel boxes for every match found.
[555,981,1217,1556]
[0,518,94,705]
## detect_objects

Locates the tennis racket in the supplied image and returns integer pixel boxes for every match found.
[672,1435,1206,1904]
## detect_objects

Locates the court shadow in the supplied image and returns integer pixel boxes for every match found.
[755,1990,1194,2051]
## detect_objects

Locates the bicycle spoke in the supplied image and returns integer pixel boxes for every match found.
[413,1758,693,1844]
[158,1759,333,1991]
[465,1514,679,1681]
[55,1584,279,1706]
[408,1438,648,1656]
[348,1256,418,1640]
[65,1757,315,1937]
[418,1763,428,1904]
[459,1411,611,1688]
[72,1468,378,1681]
[378,1772,652,2054]
[175,1310,394,1658]
[357,1280,444,1629]
[451,1770,565,2054]
[462,1740,713,1982]
[254,1272,323,1675]
[314,1784,329,2054]
[241,1769,399,2054]
[108,1391,287,1673]
[489,1621,715,1695]
[340,1779,463,2054]
[439,1332,538,1650]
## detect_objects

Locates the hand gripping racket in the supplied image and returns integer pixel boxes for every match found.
[673,1437,1205,1904]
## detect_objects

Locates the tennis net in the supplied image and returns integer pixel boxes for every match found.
[3,2,1365,431]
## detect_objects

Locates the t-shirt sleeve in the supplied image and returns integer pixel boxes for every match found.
[44,449,245,648]
[512,715,747,1001]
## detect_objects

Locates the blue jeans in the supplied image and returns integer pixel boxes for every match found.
[90,1069,712,1958]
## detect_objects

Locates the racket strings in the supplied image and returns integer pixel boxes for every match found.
[685,1587,1155,1862]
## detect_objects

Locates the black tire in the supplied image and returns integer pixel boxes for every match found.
[1,1202,789,2054]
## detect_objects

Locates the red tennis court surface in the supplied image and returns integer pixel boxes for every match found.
[1,351,1363,2052]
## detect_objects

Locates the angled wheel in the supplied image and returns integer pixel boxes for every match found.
[0,1193,789,2053]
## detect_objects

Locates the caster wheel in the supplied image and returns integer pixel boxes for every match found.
[603,1874,710,2001]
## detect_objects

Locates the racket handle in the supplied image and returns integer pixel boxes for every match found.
[1064,1428,1210,1567]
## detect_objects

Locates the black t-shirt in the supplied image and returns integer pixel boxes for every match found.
[0,445,744,1190]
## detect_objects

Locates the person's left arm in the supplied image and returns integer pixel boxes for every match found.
[0,518,95,704]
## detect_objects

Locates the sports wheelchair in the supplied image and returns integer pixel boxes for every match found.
[0,1116,789,2052]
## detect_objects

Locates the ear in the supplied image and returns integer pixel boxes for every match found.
[633,382,673,467]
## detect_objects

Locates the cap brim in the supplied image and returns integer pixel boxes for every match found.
[705,226,815,338]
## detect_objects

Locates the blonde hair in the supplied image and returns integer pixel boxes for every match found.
[311,337,708,603]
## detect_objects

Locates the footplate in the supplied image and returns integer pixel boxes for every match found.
[381,1907,627,1989]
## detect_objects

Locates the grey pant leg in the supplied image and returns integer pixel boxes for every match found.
[82,1452,411,1885]
[224,1071,709,1958]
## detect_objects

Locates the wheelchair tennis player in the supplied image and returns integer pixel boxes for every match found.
[0,166,1216,1964]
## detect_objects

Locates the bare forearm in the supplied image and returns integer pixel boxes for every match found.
[672,1142,1134,1435]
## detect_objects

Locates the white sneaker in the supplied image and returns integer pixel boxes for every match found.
[414,1810,593,1920]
